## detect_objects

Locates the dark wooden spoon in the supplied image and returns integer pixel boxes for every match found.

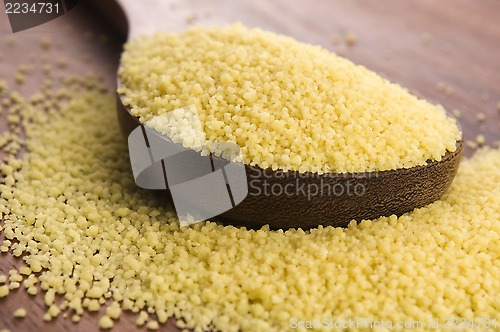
[95,0,463,229]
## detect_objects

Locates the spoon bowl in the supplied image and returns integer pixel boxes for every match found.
[117,94,463,229]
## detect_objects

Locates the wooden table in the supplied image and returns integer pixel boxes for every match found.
[1,0,499,331]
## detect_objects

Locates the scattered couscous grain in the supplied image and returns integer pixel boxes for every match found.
[476,134,486,146]
[436,82,454,96]
[344,31,357,46]
[185,13,199,25]
[40,37,51,50]
[13,308,27,318]
[477,112,486,122]
[451,109,461,118]
[17,64,30,75]
[99,315,114,329]
[136,310,149,326]
[42,64,52,75]
[56,58,68,69]
[436,82,445,92]
[146,320,160,330]
[27,286,38,295]
[0,285,9,298]
[118,24,460,174]
[14,73,25,85]
[0,80,7,93]
[465,140,478,150]
[63,24,73,34]
[6,36,15,46]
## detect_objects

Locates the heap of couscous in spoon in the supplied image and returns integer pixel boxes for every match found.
[118,23,461,174]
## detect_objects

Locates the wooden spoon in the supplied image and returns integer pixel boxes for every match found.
[93,0,463,229]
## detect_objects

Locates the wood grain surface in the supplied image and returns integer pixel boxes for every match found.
[1,0,499,331]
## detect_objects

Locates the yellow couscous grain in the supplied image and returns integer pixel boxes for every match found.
[13,308,26,318]
[98,34,110,45]
[99,315,114,329]
[14,73,25,85]
[6,36,15,46]
[40,37,51,50]
[27,286,38,295]
[344,31,357,46]
[466,140,478,149]
[0,285,9,298]
[56,58,67,69]
[118,24,460,174]
[136,310,149,326]
[106,302,122,320]
[476,134,486,146]
[8,282,20,290]
[436,82,446,92]
[48,305,60,318]
[0,80,7,93]
[444,85,453,96]
[146,320,160,330]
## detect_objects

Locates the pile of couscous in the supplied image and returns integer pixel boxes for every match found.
[0,76,499,331]
[118,23,461,174]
